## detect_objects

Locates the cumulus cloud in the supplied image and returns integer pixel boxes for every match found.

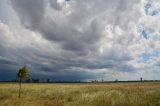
[0,0,159,81]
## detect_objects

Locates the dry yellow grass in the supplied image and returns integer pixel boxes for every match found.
[0,82,160,106]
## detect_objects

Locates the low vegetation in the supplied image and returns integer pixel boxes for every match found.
[0,82,160,106]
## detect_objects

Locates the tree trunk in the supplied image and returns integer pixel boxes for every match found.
[18,78,22,98]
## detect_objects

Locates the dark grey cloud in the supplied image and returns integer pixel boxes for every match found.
[11,0,46,29]
[0,56,16,65]
[9,0,116,53]
[10,0,141,55]
[49,0,64,11]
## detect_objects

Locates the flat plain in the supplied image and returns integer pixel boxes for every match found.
[0,82,160,106]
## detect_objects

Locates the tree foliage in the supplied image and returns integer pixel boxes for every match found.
[17,65,30,79]
[17,65,30,98]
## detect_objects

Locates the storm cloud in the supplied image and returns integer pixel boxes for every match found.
[0,0,160,81]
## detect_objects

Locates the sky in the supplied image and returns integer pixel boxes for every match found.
[0,0,160,81]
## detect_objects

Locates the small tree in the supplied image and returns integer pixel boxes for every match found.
[17,65,30,98]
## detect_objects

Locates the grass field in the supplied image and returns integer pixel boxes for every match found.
[0,82,160,106]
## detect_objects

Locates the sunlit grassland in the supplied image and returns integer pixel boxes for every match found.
[0,82,160,106]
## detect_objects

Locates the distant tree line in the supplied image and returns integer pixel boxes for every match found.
[1,78,160,83]
[9,79,82,83]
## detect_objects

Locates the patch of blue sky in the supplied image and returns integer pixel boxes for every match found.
[142,30,149,39]
[144,0,152,15]
[153,51,160,57]
[151,7,160,16]
[138,24,149,39]
[140,53,150,62]
[140,51,160,62]
[144,0,160,16]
